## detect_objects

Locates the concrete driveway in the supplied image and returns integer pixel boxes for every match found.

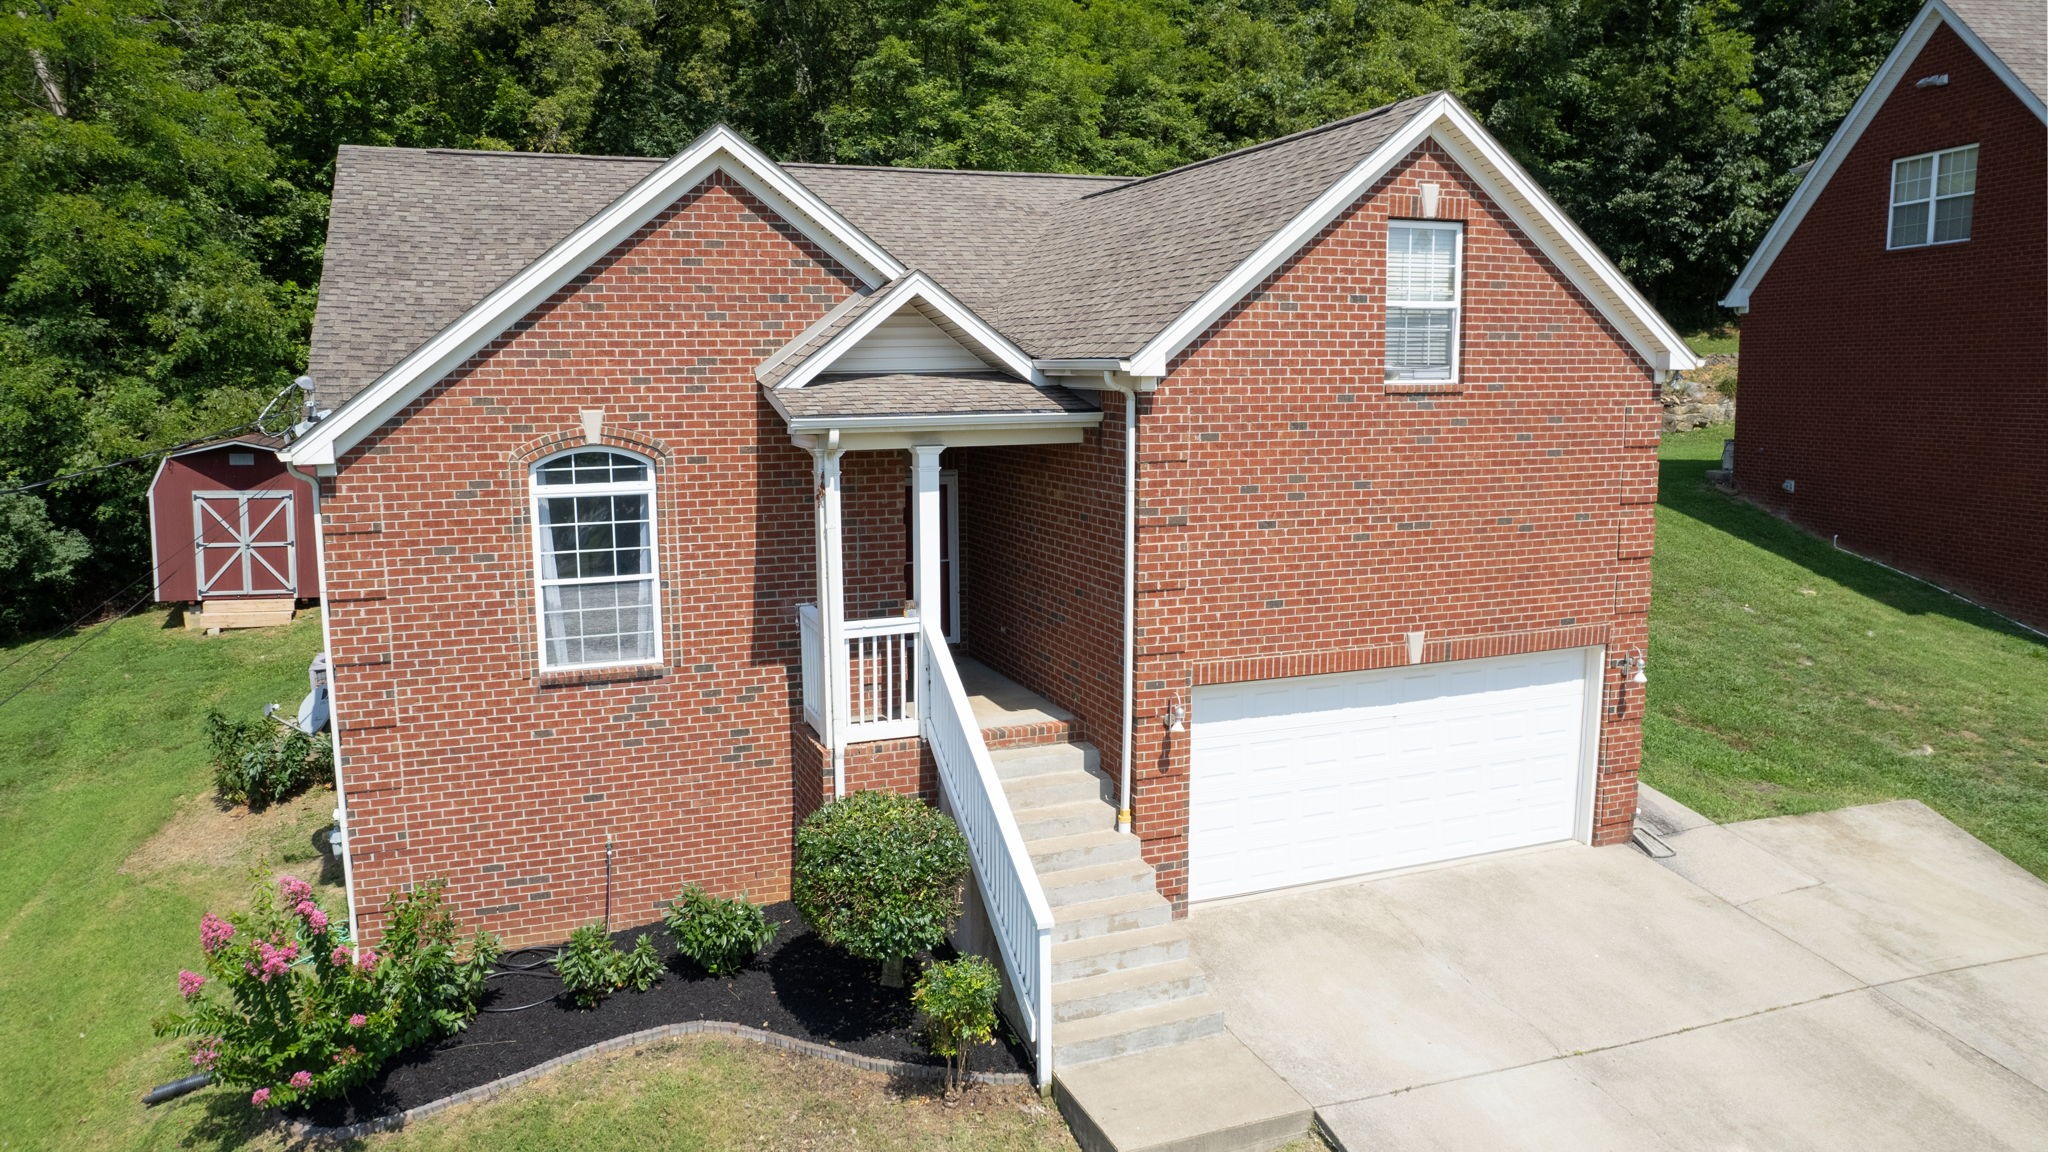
[1187,792,2048,1151]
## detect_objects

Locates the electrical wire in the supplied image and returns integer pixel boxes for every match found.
[0,375,309,497]
[0,563,159,679]
[0,550,190,715]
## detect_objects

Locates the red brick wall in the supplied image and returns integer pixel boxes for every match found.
[1121,141,1659,908]
[324,174,864,946]
[1737,24,2048,629]
[956,423,1128,776]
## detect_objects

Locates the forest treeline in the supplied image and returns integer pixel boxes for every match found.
[0,0,1914,630]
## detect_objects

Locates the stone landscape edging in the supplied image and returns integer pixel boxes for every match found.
[290,1019,1031,1141]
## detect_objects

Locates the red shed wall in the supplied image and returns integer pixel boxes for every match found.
[150,447,321,602]
[1736,24,2048,629]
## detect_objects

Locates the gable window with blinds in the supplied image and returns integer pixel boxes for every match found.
[1888,145,1977,249]
[531,449,661,671]
[1385,221,1463,382]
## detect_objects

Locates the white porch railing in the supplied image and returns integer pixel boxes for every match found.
[917,612,1056,1085]
[797,605,920,744]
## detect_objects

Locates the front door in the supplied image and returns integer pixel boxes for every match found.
[902,472,959,642]
[194,491,297,598]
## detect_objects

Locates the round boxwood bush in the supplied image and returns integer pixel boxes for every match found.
[791,790,970,984]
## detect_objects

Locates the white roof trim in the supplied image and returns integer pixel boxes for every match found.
[1128,94,1698,378]
[769,270,1042,390]
[1723,1,2045,309]
[282,124,908,467]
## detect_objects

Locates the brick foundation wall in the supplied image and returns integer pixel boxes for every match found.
[1121,141,1659,909]
[324,174,865,947]
[1736,24,2048,630]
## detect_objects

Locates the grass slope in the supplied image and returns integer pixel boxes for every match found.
[0,609,328,1150]
[1645,428,2048,876]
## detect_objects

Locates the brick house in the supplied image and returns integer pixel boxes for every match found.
[281,91,1696,1080]
[1723,0,2047,630]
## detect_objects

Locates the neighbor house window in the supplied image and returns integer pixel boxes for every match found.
[531,449,659,671]
[1386,221,1463,382]
[1889,145,1977,248]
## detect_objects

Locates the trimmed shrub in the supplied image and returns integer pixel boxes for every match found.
[664,885,775,976]
[153,875,498,1110]
[204,709,331,810]
[913,955,1002,1096]
[791,790,969,985]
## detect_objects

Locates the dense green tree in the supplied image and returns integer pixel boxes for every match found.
[0,0,1931,631]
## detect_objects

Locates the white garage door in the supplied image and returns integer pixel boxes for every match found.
[1190,647,1599,901]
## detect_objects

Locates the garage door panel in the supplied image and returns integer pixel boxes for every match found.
[1190,648,1596,902]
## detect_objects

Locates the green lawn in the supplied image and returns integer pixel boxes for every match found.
[0,609,331,1150]
[1644,427,2048,876]
[1684,326,1739,357]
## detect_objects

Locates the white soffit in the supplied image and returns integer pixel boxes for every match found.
[1722,1,2045,310]
[1128,94,1699,378]
[283,124,908,467]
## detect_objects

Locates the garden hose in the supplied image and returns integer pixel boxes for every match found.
[142,1073,212,1106]
[480,945,567,1012]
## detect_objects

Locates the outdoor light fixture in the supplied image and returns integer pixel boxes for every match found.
[1164,700,1186,732]
[1612,651,1648,685]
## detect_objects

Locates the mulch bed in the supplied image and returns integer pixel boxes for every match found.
[295,902,1030,1127]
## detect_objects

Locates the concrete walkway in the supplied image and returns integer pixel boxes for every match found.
[1188,792,2048,1151]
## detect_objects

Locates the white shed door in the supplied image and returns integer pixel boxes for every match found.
[1190,647,1597,902]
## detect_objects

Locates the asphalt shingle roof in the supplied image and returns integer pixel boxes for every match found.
[1944,0,2046,104]
[305,94,1445,412]
[768,372,1098,421]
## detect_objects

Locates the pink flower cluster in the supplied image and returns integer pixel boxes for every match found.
[177,969,206,999]
[245,939,300,983]
[191,1045,219,1070]
[327,944,378,973]
[294,899,329,931]
[347,1013,367,1028]
[289,1071,312,1090]
[250,1088,271,1107]
[354,948,379,974]
[278,875,312,904]
[200,913,235,955]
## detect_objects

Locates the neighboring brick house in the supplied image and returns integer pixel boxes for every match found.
[281,91,1695,1083]
[1723,0,2047,629]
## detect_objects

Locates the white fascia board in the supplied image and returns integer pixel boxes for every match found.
[1126,93,1698,378]
[283,125,907,467]
[1722,1,2041,310]
[775,270,1042,389]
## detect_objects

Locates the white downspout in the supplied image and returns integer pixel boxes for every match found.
[1102,373,1139,834]
[284,458,361,955]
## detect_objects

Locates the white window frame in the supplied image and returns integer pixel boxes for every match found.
[529,448,663,673]
[1887,144,1978,250]
[1385,219,1464,383]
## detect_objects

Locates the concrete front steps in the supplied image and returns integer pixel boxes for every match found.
[990,739,1310,1152]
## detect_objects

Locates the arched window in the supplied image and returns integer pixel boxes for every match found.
[530,449,660,670]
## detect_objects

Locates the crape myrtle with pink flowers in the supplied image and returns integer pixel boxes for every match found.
[153,873,499,1109]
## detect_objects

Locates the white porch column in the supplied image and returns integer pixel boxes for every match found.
[909,445,944,626]
[814,445,848,797]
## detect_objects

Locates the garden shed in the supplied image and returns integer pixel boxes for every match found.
[148,433,319,623]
